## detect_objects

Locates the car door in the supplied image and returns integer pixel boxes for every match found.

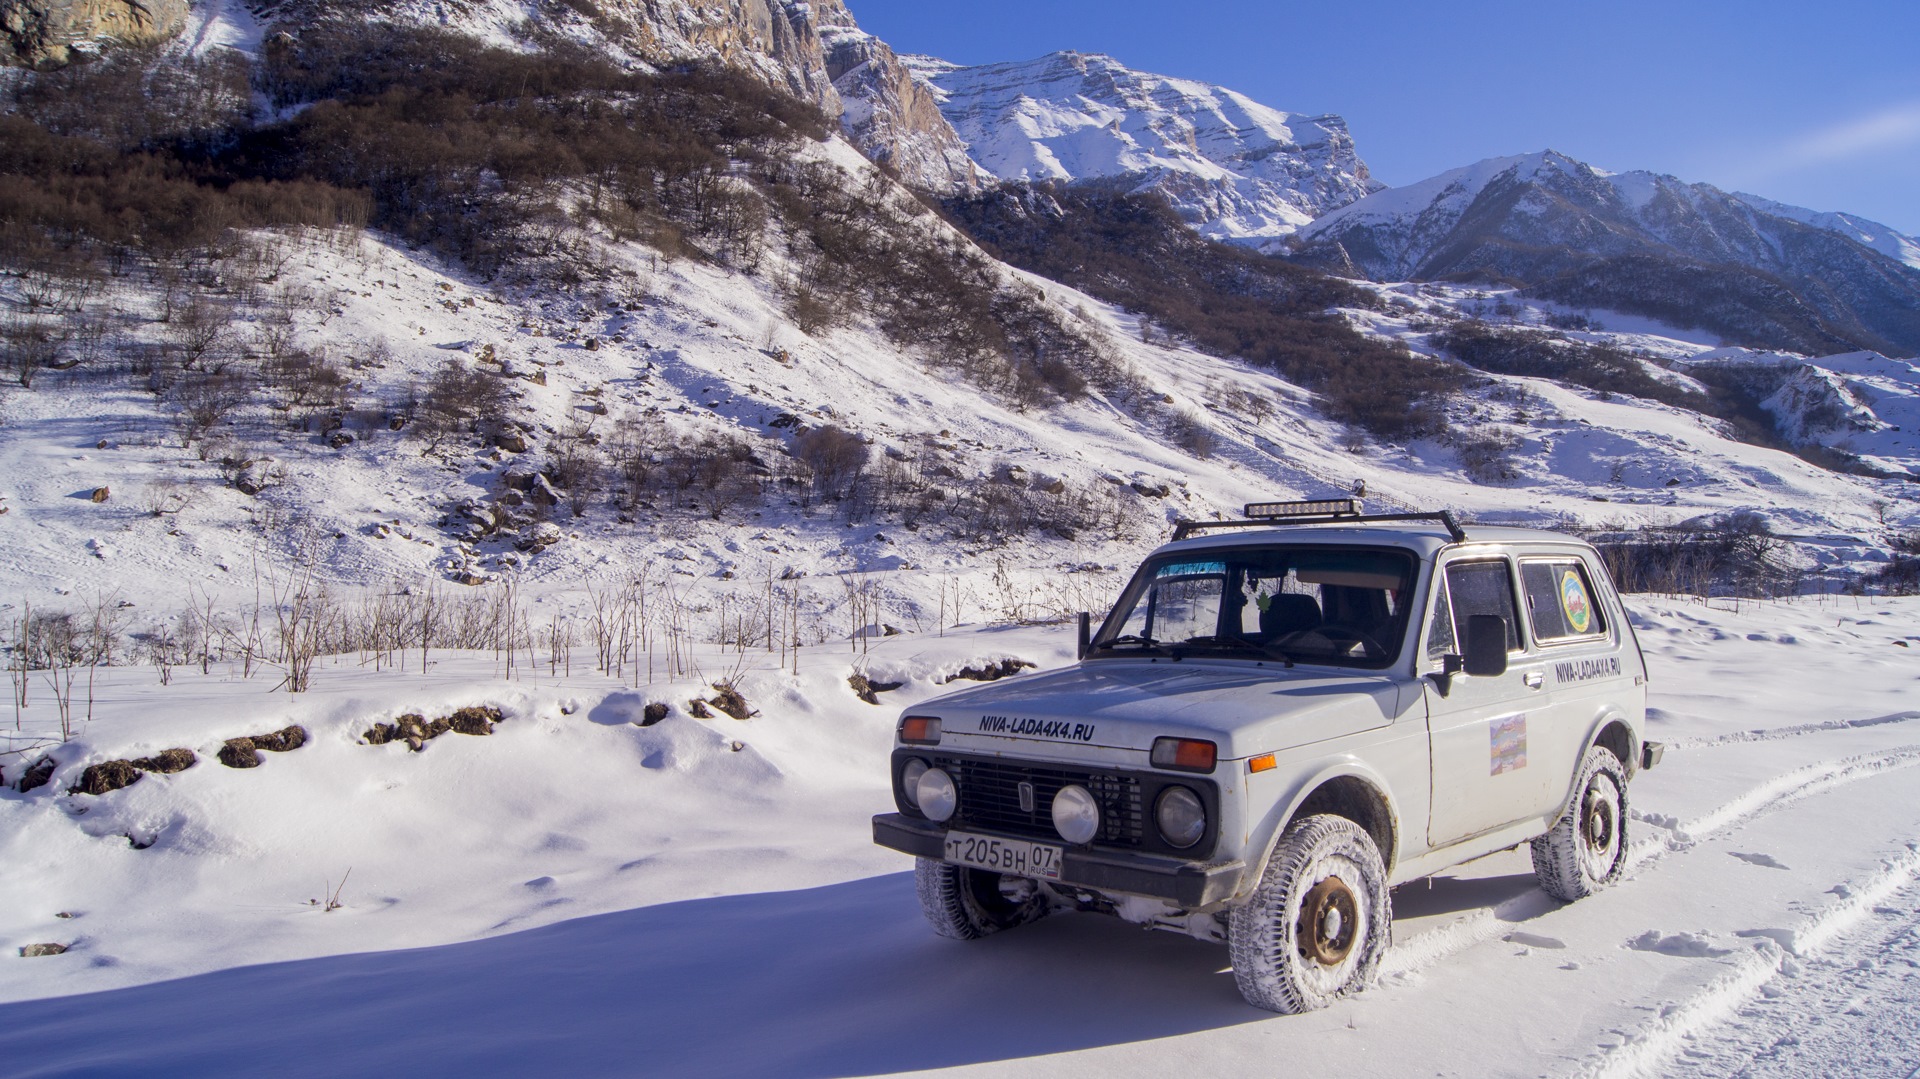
[1423,556,1551,847]
[1517,553,1630,810]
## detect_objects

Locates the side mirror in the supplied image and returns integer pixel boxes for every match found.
[1462,614,1509,677]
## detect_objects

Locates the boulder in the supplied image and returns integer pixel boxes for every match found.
[640,702,669,726]
[18,943,67,958]
[942,658,1037,684]
[1,0,188,67]
[517,521,563,552]
[529,474,562,509]
[327,431,354,449]
[89,486,109,503]
[495,431,529,454]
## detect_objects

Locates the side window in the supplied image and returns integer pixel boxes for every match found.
[1520,560,1607,642]
[1444,560,1521,651]
[1424,573,1455,664]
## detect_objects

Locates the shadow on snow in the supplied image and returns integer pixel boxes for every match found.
[0,872,1267,1078]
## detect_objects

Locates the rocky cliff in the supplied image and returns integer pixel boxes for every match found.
[1,0,186,66]
[249,0,977,191]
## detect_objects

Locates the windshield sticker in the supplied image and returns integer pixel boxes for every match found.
[977,715,1097,742]
[1554,656,1621,684]
[1560,570,1593,634]
[1490,713,1527,775]
[1156,561,1225,579]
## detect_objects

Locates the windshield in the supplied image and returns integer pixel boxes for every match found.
[1092,545,1419,669]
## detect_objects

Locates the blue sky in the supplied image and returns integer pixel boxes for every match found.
[848,0,1920,234]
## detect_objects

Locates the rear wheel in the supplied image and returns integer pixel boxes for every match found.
[1228,814,1390,1013]
[1531,745,1629,901]
[915,858,1048,940]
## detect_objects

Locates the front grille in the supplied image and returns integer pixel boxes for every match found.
[939,756,1144,847]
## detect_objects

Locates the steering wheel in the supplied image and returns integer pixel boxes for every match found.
[1313,623,1388,659]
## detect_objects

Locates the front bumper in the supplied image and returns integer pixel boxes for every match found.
[873,813,1246,909]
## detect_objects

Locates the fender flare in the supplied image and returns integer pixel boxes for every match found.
[1240,756,1403,899]
[1552,709,1639,818]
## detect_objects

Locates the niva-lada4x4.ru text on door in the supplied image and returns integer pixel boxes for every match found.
[873,500,1663,1013]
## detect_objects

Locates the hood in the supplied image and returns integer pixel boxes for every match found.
[914,660,1410,759]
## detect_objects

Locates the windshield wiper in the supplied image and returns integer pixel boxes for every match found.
[1172,636,1296,666]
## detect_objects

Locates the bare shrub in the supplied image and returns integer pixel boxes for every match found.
[794,425,869,500]
[1457,432,1517,484]
[3,315,62,389]
[171,371,251,447]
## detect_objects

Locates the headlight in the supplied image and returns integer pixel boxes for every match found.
[1155,786,1206,849]
[1051,783,1100,845]
[915,767,957,823]
[900,758,929,809]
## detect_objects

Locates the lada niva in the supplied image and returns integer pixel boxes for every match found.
[873,500,1661,1013]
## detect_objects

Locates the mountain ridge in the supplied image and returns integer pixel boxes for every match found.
[1290,149,1920,358]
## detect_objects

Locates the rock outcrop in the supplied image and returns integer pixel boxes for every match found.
[1,0,188,67]
[253,0,976,192]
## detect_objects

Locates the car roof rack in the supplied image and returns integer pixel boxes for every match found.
[1171,499,1468,543]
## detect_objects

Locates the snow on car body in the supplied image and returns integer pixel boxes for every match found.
[873,501,1660,1012]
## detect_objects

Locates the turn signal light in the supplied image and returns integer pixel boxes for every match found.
[899,716,942,745]
[1248,753,1277,774]
[1151,737,1217,773]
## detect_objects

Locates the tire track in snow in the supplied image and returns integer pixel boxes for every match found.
[1665,710,1920,750]
[1381,746,1920,981]
[1565,843,1920,1079]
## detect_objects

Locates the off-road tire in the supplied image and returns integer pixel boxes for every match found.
[1228,814,1390,1013]
[1531,744,1629,901]
[915,858,1048,940]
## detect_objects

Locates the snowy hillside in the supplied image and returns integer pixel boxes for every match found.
[908,51,1379,247]
[3,597,1919,1077]
[3,215,1916,640]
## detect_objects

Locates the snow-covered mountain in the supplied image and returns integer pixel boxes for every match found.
[1732,191,1920,271]
[908,50,1378,247]
[1290,150,1920,357]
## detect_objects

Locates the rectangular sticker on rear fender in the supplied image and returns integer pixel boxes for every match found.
[1490,713,1527,775]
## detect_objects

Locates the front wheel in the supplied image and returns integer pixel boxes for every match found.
[1228,814,1390,1013]
[914,859,1048,940]
[1531,745,1629,901]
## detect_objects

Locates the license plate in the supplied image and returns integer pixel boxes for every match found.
[943,830,1063,880]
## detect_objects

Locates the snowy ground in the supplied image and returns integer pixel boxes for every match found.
[2,594,1917,1077]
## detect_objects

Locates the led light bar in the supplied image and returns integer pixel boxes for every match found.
[1243,498,1363,519]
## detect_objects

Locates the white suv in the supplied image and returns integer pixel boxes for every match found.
[873,501,1660,1013]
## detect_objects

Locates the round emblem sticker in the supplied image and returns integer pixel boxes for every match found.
[1560,570,1592,634]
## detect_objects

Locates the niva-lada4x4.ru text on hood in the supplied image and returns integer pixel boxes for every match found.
[873,500,1662,1014]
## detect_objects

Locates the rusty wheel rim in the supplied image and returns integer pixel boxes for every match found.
[1296,875,1359,966]
[1579,774,1621,878]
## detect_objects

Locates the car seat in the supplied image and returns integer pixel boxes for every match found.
[1260,593,1323,639]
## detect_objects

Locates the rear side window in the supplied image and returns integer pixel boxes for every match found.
[1445,560,1521,651]
[1520,560,1607,642]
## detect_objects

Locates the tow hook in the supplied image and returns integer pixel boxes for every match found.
[1641,741,1665,770]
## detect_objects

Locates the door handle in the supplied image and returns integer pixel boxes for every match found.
[1524,671,1544,689]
